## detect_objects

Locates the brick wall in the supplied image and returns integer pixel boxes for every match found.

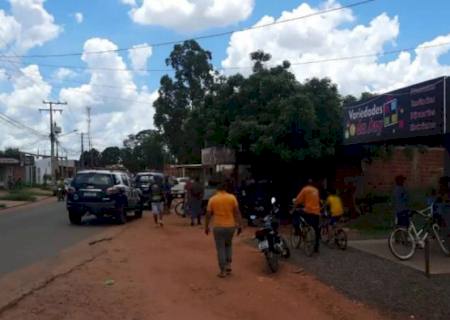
[362,147,444,193]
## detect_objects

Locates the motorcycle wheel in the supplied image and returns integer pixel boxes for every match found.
[265,251,279,273]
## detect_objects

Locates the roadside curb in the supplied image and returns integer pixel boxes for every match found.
[0,225,126,316]
[0,196,55,214]
[0,250,107,316]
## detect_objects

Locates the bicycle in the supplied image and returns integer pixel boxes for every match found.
[174,199,186,217]
[320,213,348,250]
[388,203,450,260]
[290,209,315,257]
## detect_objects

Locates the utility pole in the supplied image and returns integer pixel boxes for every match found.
[80,132,85,168]
[39,100,67,185]
[81,132,84,155]
[86,107,93,168]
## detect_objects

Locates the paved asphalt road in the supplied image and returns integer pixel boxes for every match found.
[0,200,115,277]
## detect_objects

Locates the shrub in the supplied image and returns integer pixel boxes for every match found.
[0,190,37,202]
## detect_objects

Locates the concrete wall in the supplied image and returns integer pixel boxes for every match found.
[35,158,51,184]
[362,147,444,192]
[336,146,444,195]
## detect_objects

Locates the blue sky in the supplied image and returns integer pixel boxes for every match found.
[2,0,450,94]
[1,0,450,154]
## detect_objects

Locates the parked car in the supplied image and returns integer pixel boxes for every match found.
[66,170,143,225]
[171,177,190,198]
[134,172,165,206]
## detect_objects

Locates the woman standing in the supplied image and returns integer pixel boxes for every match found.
[204,179,243,278]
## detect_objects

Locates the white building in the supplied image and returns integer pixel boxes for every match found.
[35,158,77,184]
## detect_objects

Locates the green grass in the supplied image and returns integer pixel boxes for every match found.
[348,188,431,237]
[348,203,393,233]
[0,190,37,202]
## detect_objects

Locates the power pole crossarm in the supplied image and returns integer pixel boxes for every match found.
[39,100,67,185]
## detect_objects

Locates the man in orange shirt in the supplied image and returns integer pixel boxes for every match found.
[205,179,243,278]
[294,179,321,253]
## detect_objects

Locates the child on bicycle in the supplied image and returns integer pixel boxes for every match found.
[325,188,344,226]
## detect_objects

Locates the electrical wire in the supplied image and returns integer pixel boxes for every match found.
[1,40,449,75]
[0,0,375,59]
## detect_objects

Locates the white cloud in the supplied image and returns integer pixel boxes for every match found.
[58,38,157,152]
[0,1,64,152]
[128,44,152,74]
[221,0,450,95]
[0,10,21,50]
[0,65,52,150]
[1,37,157,155]
[7,0,62,53]
[124,0,254,32]
[74,12,83,24]
[121,0,137,7]
[53,68,77,81]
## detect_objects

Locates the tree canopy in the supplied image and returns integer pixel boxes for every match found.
[99,40,346,171]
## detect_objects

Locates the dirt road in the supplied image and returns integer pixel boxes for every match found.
[0,214,386,320]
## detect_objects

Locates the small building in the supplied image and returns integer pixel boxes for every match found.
[0,154,36,188]
[164,164,202,179]
[35,158,77,184]
[0,157,22,188]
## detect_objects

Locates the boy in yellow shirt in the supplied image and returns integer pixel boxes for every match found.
[326,188,344,225]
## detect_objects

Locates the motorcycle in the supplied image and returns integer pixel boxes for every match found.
[252,197,290,273]
[57,187,65,201]
[244,196,268,227]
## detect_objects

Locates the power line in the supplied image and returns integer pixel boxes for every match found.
[39,100,67,184]
[0,111,48,138]
[0,0,375,59]
[2,40,450,76]
[1,40,449,110]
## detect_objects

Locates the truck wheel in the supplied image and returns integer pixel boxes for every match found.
[116,205,127,224]
[68,209,82,225]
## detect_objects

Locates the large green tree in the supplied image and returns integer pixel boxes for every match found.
[202,51,342,162]
[100,146,121,166]
[121,129,168,172]
[154,40,215,163]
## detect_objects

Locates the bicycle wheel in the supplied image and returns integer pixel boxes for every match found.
[388,228,416,260]
[303,226,315,257]
[334,228,348,250]
[320,224,331,245]
[174,201,185,216]
[434,224,450,256]
[290,226,301,249]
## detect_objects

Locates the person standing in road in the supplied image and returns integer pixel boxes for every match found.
[189,177,204,226]
[183,178,193,218]
[205,179,243,278]
[163,176,174,214]
[150,177,165,227]
[294,179,321,253]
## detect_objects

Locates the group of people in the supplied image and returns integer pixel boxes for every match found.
[146,174,345,278]
[393,174,450,226]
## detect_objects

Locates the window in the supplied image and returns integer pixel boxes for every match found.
[121,174,130,186]
[73,173,113,187]
[136,175,155,183]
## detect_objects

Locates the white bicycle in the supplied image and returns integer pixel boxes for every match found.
[388,204,450,260]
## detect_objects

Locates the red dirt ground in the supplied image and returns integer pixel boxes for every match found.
[0,214,387,320]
